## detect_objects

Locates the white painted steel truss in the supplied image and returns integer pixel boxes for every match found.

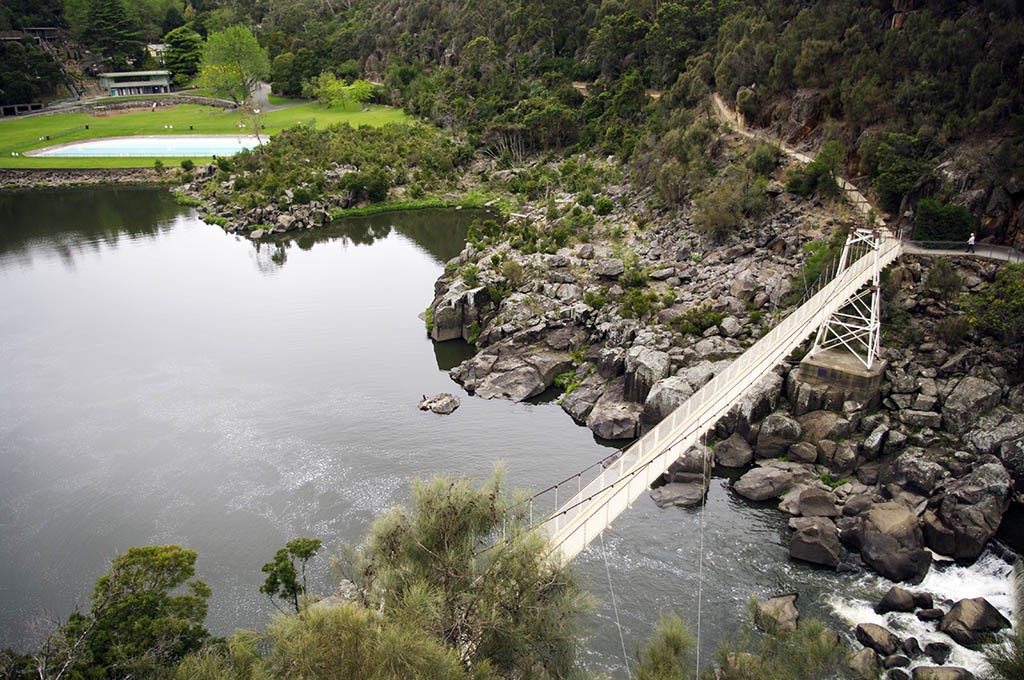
[808,227,883,369]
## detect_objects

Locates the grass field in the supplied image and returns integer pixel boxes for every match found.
[0,101,412,168]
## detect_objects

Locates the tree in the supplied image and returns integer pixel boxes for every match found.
[163,25,203,83]
[198,25,269,104]
[968,263,1024,346]
[81,0,142,70]
[38,545,211,679]
[260,537,321,612]
[633,613,695,680]
[360,470,586,677]
[306,70,347,107]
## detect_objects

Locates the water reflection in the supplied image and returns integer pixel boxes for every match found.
[0,187,187,268]
[257,207,488,265]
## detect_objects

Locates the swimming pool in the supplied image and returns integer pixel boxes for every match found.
[28,135,263,157]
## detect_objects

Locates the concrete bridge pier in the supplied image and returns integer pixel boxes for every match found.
[793,348,886,414]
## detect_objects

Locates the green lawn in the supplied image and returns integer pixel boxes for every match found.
[0,101,412,168]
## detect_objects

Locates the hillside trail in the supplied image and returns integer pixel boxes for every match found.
[710,93,878,224]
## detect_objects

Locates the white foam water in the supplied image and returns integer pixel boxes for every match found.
[828,547,1018,675]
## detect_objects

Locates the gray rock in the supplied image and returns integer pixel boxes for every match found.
[417,393,460,415]
[862,424,888,459]
[715,433,754,468]
[899,410,943,429]
[788,441,819,463]
[1000,437,1024,497]
[719,371,784,441]
[719,316,744,338]
[798,488,840,517]
[885,447,950,495]
[943,376,1002,434]
[734,462,815,501]
[965,413,1024,455]
[843,494,875,516]
[798,411,850,444]
[755,413,803,457]
[847,647,879,679]
[911,667,975,680]
[916,608,944,621]
[586,379,642,440]
[875,586,926,614]
[842,502,932,582]
[593,258,625,278]
[561,384,603,424]
[641,376,694,430]
[855,623,900,655]
[789,516,840,567]
[930,463,1011,560]
[883,654,910,669]
[624,346,672,403]
[754,593,799,632]
[650,476,708,508]
[249,228,266,239]
[939,597,1012,647]
[923,642,952,665]
[597,347,626,378]
[820,441,858,474]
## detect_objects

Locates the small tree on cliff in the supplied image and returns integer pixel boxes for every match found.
[260,537,321,612]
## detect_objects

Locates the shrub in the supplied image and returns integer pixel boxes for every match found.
[584,289,608,309]
[500,259,525,287]
[620,261,649,288]
[621,290,659,319]
[671,304,725,336]
[424,306,434,334]
[913,198,975,243]
[180,159,195,171]
[593,196,614,215]
[924,260,962,300]
[153,159,165,175]
[968,262,1024,343]
[934,316,969,345]
[461,264,480,287]
[747,143,780,177]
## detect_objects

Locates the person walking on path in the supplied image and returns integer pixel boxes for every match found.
[967,232,975,253]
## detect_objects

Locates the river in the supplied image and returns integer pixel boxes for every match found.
[0,187,1014,675]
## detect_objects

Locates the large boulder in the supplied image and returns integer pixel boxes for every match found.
[789,516,840,567]
[755,413,803,457]
[641,376,694,430]
[855,623,901,656]
[624,346,672,403]
[715,433,754,468]
[463,348,573,402]
[911,668,975,680]
[798,411,850,445]
[561,383,603,424]
[734,461,816,501]
[754,593,799,632]
[926,462,1011,560]
[939,597,1011,647]
[1001,437,1024,498]
[942,377,1002,434]
[883,448,950,495]
[875,586,933,614]
[718,371,784,440]
[586,378,643,440]
[650,474,709,508]
[798,488,840,517]
[842,502,932,582]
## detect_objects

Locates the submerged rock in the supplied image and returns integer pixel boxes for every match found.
[418,393,461,415]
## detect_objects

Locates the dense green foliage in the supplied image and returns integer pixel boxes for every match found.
[36,545,210,680]
[359,472,586,678]
[163,24,203,83]
[0,39,63,106]
[202,122,468,213]
[198,25,269,104]
[913,198,976,243]
[968,262,1024,345]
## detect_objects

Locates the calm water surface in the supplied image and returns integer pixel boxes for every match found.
[0,188,1011,675]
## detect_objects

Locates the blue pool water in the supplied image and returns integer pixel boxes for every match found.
[30,135,262,157]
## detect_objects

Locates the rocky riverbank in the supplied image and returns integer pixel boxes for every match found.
[424,138,1023,674]
[0,167,167,190]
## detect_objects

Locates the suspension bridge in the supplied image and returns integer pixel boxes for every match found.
[528,226,907,563]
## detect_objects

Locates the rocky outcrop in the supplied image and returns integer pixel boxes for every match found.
[641,376,694,430]
[875,586,932,614]
[755,412,803,457]
[942,377,1002,434]
[788,516,840,567]
[855,623,901,656]
[939,597,1012,647]
[586,378,642,440]
[841,502,931,582]
[624,346,672,403]
[734,461,816,501]
[922,462,1011,559]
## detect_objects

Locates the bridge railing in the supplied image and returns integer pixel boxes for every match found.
[542,234,903,561]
